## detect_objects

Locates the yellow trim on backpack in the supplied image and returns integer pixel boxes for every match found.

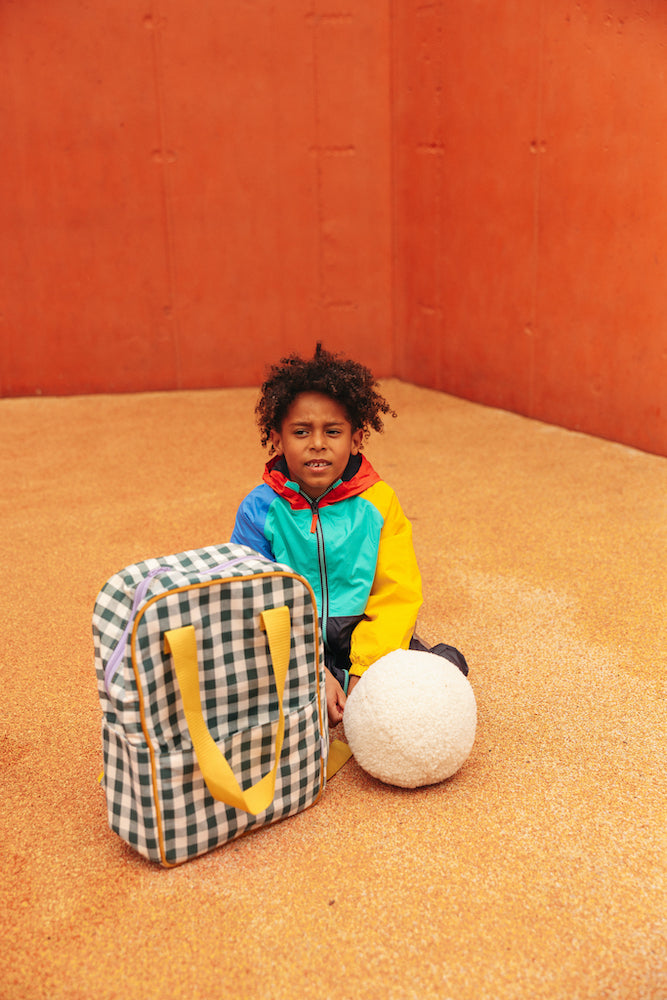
[128,570,327,867]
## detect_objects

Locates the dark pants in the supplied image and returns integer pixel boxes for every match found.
[409,635,469,676]
[328,634,469,691]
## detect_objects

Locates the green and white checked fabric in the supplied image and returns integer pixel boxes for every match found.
[93,543,328,865]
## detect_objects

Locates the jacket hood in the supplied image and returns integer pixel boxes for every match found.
[262,452,381,509]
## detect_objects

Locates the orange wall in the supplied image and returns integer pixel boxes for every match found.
[1,2,666,455]
[393,0,667,455]
[0,2,393,394]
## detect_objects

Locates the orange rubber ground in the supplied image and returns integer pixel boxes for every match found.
[1,381,665,999]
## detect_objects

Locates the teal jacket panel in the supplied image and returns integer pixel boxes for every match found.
[264,493,384,620]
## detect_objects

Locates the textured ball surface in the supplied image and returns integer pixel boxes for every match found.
[344,649,477,788]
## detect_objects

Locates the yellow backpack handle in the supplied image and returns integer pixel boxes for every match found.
[164,605,291,816]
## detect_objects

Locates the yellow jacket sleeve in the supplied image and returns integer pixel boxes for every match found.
[348,482,423,675]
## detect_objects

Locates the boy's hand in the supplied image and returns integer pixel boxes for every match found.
[324,668,346,728]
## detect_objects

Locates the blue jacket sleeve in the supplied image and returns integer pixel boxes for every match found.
[230,485,276,561]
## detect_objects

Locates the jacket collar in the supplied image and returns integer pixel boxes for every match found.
[263,452,380,508]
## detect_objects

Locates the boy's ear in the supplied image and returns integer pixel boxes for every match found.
[269,429,283,455]
[350,428,363,455]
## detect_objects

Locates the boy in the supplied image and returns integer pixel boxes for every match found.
[231,344,467,727]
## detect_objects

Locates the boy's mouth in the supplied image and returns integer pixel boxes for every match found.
[305,461,330,469]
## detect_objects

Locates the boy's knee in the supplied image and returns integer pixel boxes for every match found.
[409,635,469,676]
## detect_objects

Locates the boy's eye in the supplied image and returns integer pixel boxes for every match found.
[291,427,342,437]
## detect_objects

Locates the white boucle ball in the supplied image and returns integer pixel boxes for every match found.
[344,649,477,788]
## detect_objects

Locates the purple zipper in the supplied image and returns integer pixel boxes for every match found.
[103,555,250,694]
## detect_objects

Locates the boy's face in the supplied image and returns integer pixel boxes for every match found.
[270,391,363,500]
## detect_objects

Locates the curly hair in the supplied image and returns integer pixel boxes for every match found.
[256,343,395,449]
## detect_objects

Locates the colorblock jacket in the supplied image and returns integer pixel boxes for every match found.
[230,453,423,678]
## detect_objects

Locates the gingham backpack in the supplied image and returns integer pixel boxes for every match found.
[93,543,330,865]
